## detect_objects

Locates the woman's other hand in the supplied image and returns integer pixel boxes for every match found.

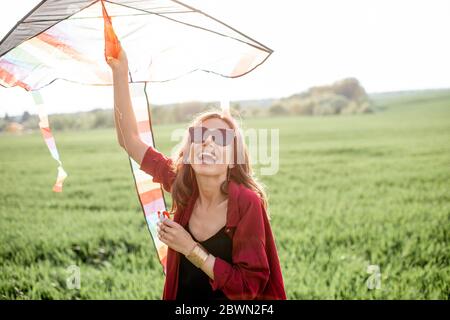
[157,219,197,256]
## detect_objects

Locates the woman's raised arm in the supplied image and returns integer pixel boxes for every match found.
[107,47,148,165]
[107,46,176,192]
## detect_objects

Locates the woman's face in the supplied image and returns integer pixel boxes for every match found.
[188,118,234,178]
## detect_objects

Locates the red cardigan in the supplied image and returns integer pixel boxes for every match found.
[140,146,287,300]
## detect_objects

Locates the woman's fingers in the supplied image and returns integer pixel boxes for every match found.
[157,224,173,241]
[157,228,168,242]
[162,219,179,228]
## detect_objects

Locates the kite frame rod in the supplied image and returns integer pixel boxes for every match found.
[171,0,273,53]
[104,0,273,54]
[0,0,100,58]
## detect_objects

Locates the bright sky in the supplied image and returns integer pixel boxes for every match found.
[0,0,449,116]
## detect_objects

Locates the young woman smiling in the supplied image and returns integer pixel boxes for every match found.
[107,45,286,300]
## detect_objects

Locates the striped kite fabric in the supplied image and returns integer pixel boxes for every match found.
[0,0,272,91]
[128,82,169,274]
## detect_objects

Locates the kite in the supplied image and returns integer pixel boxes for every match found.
[0,0,273,275]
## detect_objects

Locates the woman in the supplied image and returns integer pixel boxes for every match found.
[107,46,286,300]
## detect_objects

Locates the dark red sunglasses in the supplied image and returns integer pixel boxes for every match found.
[188,126,235,147]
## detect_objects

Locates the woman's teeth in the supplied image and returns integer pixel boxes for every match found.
[198,152,216,164]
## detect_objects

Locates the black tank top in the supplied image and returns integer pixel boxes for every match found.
[176,224,232,300]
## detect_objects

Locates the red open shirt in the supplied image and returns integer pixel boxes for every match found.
[140,146,287,300]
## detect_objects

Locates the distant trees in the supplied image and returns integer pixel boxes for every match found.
[270,77,373,116]
[49,109,114,131]
[0,77,375,133]
[269,104,289,116]
[1,112,34,133]
[151,101,214,124]
[0,109,115,133]
[21,111,31,122]
[0,117,6,132]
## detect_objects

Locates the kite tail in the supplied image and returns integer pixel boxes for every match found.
[127,83,169,275]
[101,0,120,60]
[31,91,68,192]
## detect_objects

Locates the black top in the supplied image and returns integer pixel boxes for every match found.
[176,224,233,300]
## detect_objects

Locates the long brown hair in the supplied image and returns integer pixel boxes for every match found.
[169,109,269,217]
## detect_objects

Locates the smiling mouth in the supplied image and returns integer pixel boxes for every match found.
[197,152,216,164]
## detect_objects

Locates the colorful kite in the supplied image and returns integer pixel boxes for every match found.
[0,0,272,275]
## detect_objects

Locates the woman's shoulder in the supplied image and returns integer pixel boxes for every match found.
[233,182,264,216]
[231,182,268,238]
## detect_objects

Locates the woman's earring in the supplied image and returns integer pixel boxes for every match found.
[227,166,231,182]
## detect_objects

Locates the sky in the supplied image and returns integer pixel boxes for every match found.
[0,0,449,116]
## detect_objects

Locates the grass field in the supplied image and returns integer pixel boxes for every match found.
[0,90,449,299]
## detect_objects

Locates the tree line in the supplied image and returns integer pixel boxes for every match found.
[0,77,374,132]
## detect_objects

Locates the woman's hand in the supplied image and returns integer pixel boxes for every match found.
[157,219,197,256]
[106,44,129,76]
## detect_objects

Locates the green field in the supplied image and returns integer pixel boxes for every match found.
[1,90,449,299]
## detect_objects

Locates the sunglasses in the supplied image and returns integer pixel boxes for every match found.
[188,126,235,147]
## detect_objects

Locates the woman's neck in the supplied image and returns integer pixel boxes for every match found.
[195,173,228,211]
